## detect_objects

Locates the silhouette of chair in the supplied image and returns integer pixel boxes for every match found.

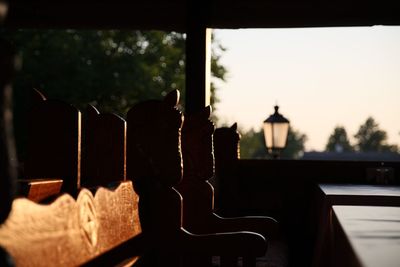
[126,90,266,267]
[81,105,126,188]
[176,106,279,266]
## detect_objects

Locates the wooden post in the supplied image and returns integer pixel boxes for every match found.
[0,38,17,224]
[185,0,212,115]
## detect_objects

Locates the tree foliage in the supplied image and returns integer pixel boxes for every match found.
[239,126,307,159]
[281,127,308,159]
[7,29,226,113]
[8,30,187,114]
[5,29,227,157]
[354,117,398,152]
[325,126,353,152]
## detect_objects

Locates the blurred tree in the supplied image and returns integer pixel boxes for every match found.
[210,34,227,118]
[8,30,180,114]
[239,126,307,159]
[238,129,265,159]
[8,29,226,113]
[354,117,398,152]
[4,29,227,158]
[325,126,353,152]
[281,127,308,159]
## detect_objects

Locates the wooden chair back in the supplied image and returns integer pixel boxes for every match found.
[126,90,183,232]
[127,93,268,267]
[81,105,126,188]
[213,123,241,215]
[179,115,278,267]
[177,106,216,233]
[24,91,81,194]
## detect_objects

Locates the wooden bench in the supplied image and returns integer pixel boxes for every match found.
[126,90,267,267]
[0,86,142,265]
[1,33,268,265]
[176,106,279,266]
[1,87,268,266]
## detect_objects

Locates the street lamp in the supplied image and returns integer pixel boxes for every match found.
[263,105,290,159]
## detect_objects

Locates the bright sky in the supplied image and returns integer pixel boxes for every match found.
[213,26,400,151]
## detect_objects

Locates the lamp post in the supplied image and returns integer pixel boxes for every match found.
[263,105,290,159]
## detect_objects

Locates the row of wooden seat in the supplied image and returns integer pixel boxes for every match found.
[0,35,278,266]
[1,87,279,266]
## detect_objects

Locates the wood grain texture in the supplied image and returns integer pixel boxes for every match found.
[81,105,126,188]
[25,95,81,194]
[0,181,141,266]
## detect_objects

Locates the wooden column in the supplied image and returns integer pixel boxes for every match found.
[185,1,212,115]
[0,38,17,224]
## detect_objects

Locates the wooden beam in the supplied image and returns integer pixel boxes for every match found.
[185,27,212,115]
[5,0,400,30]
[184,0,212,114]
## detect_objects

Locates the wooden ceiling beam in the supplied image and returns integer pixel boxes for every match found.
[4,0,400,30]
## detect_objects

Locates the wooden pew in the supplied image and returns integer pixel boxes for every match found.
[0,182,141,266]
[127,90,267,267]
[0,89,142,266]
[176,106,279,266]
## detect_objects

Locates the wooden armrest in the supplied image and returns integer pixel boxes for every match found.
[178,228,267,257]
[209,213,280,240]
[81,233,147,267]
[18,179,63,202]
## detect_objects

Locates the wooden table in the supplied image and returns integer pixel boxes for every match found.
[318,184,400,206]
[331,205,400,267]
[312,184,400,267]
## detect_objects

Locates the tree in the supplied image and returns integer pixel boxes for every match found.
[325,126,353,152]
[8,29,226,113]
[281,127,308,159]
[239,129,265,159]
[5,29,227,157]
[354,117,398,152]
[239,126,307,159]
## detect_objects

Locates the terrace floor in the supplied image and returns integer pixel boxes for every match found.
[212,238,289,267]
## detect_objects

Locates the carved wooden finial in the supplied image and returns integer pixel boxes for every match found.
[230,122,237,131]
[163,89,180,107]
[203,105,212,119]
[31,88,47,106]
[85,104,100,119]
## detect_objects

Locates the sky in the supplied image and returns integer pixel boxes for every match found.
[212,26,400,151]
